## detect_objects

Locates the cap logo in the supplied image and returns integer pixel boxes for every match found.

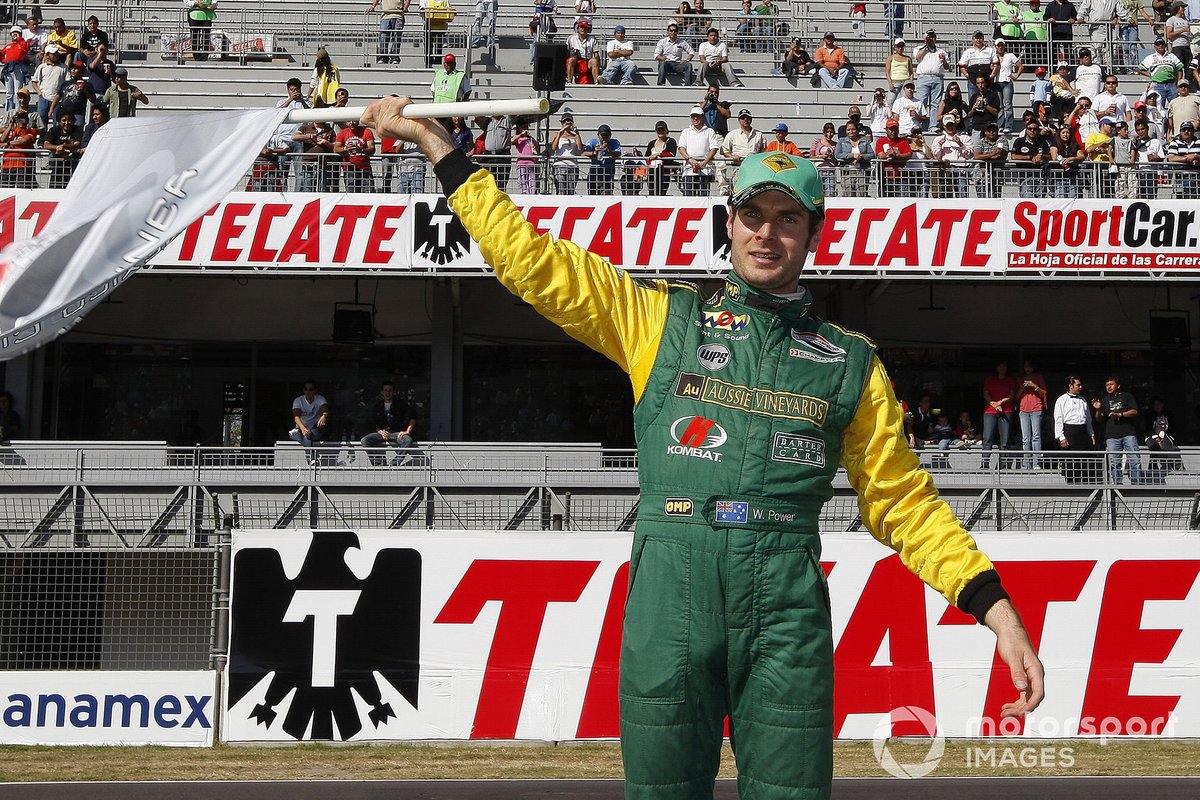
[761,153,797,174]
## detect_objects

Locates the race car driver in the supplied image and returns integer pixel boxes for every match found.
[361,97,1045,800]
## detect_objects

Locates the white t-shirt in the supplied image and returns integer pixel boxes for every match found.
[866,101,892,138]
[1073,63,1103,101]
[997,52,1020,83]
[698,41,729,67]
[567,33,598,59]
[1092,90,1130,121]
[32,62,66,100]
[292,393,329,429]
[676,125,722,175]
[914,45,949,76]
[932,132,974,162]
[606,37,635,63]
[891,95,927,135]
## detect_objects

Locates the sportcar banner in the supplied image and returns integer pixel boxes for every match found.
[3,194,1200,280]
[0,108,287,361]
[225,529,1200,742]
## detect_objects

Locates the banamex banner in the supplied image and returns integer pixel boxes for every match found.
[0,671,217,746]
[224,529,1200,743]
[3,192,1200,275]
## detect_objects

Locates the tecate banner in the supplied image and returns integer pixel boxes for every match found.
[224,530,1200,743]
[0,671,216,746]
[3,193,1200,276]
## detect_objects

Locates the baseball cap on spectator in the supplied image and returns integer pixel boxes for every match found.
[597,124,612,135]
[925,29,937,37]
[614,25,625,32]
[15,87,29,96]
[730,153,825,216]
[561,113,573,123]
[1056,61,1069,69]
[1133,100,1147,109]
[443,53,456,63]
[737,109,752,119]
[994,38,1005,45]
[654,120,668,131]
[44,43,59,54]
[973,30,984,38]
[1154,37,1167,46]
[773,123,788,133]
[942,114,958,125]
[895,38,904,45]
[1180,121,1196,132]
[824,31,835,38]
[8,26,19,34]
[1099,116,1116,126]
[886,119,900,129]
[1034,66,1047,74]
[1114,120,1128,129]
[689,105,705,116]
[115,66,129,77]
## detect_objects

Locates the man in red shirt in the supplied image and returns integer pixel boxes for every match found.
[335,119,377,192]
[814,31,853,88]
[2,26,30,113]
[0,110,38,188]
[873,118,912,194]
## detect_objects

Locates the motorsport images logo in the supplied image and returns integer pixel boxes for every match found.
[872,706,945,778]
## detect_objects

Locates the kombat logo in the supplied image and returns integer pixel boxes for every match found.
[664,497,695,516]
[668,416,728,462]
[674,372,829,426]
[697,343,731,371]
[788,330,847,364]
[772,432,826,467]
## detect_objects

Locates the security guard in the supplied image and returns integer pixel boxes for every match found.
[362,97,1045,800]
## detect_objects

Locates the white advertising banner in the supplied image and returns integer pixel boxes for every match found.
[224,529,1200,743]
[0,670,217,746]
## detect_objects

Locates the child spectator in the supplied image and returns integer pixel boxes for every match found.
[511,117,540,194]
[850,0,867,38]
[954,411,981,447]
[1029,66,1051,106]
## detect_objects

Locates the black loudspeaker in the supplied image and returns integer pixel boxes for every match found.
[533,42,567,92]
[1149,314,1190,350]
[333,304,374,344]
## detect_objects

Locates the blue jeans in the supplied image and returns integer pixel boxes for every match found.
[819,67,852,88]
[1153,81,1178,104]
[3,61,28,112]
[1118,24,1139,68]
[657,60,694,85]
[601,60,637,84]
[360,431,416,466]
[470,0,497,47]
[980,412,1011,467]
[915,75,943,124]
[1106,435,1142,484]
[396,169,424,193]
[1019,410,1043,468]
[997,80,1014,131]
[378,16,404,63]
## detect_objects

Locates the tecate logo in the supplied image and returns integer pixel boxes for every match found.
[696,344,731,371]
[667,416,728,462]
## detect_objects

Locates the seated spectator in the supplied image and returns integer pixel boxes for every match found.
[835,120,873,195]
[927,413,956,468]
[698,28,743,87]
[247,135,290,192]
[836,105,863,139]
[78,15,109,62]
[1144,397,1182,476]
[1167,120,1200,198]
[2,26,30,112]
[931,115,973,197]
[753,0,778,42]
[766,121,802,155]
[336,119,377,192]
[103,66,149,118]
[31,45,65,124]
[1049,60,1076,121]
[360,381,418,466]
[583,123,621,194]
[1085,115,1116,163]
[676,105,720,195]
[644,119,678,196]
[780,37,812,80]
[46,18,77,62]
[654,23,695,85]
[600,25,637,85]
[78,103,108,156]
[290,381,330,460]
[814,31,853,88]
[891,81,928,135]
[692,0,714,33]
[953,411,982,448]
[1132,100,1161,140]
[809,122,838,195]
[1010,117,1052,196]
[973,122,1008,197]
[672,1,699,43]
[566,19,600,84]
[551,113,584,193]
[4,88,44,135]
[575,0,596,24]
[43,110,82,189]
[0,111,37,188]
[55,59,93,128]
[734,0,761,51]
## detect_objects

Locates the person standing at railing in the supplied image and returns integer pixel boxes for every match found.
[336,118,377,192]
[1053,376,1096,484]
[1166,119,1200,197]
[1165,1,1193,72]
[551,113,583,193]
[980,360,1018,470]
[835,119,873,195]
[511,117,540,194]
[0,111,37,188]
[1078,0,1130,65]
[676,106,719,195]
[184,0,216,62]
[368,0,411,64]
[914,30,951,128]
[43,110,81,189]
[1093,376,1143,484]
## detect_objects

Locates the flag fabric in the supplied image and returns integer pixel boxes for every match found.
[0,108,289,361]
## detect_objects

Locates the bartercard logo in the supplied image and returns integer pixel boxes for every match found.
[788,330,847,363]
[667,415,728,462]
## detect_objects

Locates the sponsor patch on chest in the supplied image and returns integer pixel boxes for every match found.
[674,372,829,426]
[771,432,826,467]
[788,330,847,363]
[696,343,731,371]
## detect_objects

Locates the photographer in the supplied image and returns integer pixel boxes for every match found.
[551,113,584,193]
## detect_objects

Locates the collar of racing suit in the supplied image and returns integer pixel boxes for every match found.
[722,272,813,322]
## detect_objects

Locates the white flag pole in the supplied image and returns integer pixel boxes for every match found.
[286,98,550,125]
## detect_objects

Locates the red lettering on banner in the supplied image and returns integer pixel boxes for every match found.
[325,205,372,263]
[878,204,918,267]
[212,203,254,261]
[1080,559,1200,735]
[18,201,56,237]
[833,555,934,736]
[576,562,629,738]
[814,207,852,265]
[525,205,557,237]
[921,208,968,267]
[1011,201,1036,246]
[939,561,1095,734]
[247,203,290,263]
[963,209,1000,267]
[363,206,406,264]
[177,205,218,262]
[627,207,674,265]
[586,203,625,264]
[277,199,322,263]
[1106,205,1125,247]
[665,207,704,267]
[559,206,596,242]
[0,195,13,251]
[850,208,889,267]
[436,559,600,739]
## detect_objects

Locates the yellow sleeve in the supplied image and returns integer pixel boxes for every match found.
[448,170,670,402]
[840,356,996,606]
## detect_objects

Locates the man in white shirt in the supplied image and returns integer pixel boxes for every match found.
[914,29,951,123]
[1093,74,1131,122]
[1132,118,1164,198]
[891,81,928,135]
[719,108,765,191]
[566,19,601,84]
[1072,48,1104,100]
[1053,376,1097,483]
[958,29,997,102]
[600,25,637,85]
[1077,0,1130,64]
[290,380,331,459]
[654,23,695,85]
[676,104,721,195]
[697,27,743,87]
[931,115,973,196]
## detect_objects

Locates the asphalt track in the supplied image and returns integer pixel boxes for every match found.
[1,777,1197,799]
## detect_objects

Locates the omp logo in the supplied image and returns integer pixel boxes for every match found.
[788,330,847,364]
[697,343,731,371]
[667,416,728,462]
[701,310,749,332]
[724,280,742,301]
[1,693,212,730]
[664,498,694,516]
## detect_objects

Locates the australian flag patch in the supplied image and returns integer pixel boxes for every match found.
[715,500,749,524]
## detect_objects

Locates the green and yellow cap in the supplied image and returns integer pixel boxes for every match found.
[730,152,825,216]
